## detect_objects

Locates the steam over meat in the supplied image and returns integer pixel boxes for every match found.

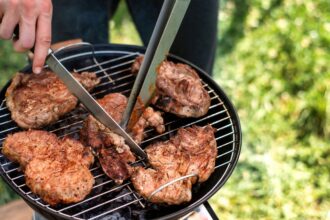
[132,56,211,117]
[6,69,100,129]
[131,125,217,204]
[80,93,164,184]
[2,130,94,206]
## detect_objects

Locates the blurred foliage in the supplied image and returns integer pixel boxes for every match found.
[0,41,26,89]
[110,0,142,45]
[0,0,329,219]
[210,0,330,219]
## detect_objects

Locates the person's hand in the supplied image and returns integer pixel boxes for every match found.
[0,0,52,73]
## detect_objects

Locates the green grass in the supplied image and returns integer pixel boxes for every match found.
[0,0,329,219]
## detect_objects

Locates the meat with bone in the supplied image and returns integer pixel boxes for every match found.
[131,56,211,118]
[6,69,100,129]
[131,125,217,204]
[2,130,94,206]
[80,93,164,184]
[130,107,165,144]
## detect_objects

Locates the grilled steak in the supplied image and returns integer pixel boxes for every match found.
[132,56,211,117]
[25,158,94,206]
[2,130,58,169]
[131,167,193,205]
[147,125,217,182]
[6,69,100,129]
[2,130,94,170]
[2,130,95,206]
[80,93,164,184]
[131,125,217,204]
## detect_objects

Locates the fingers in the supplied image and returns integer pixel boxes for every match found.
[12,0,37,52]
[0,8,19,40]
[33,3,52,73]
[13,17,37,52]
[0,0,53,73]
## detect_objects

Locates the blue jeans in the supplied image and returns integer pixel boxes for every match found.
[52,0,219,73]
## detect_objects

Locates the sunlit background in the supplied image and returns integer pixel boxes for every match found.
[0,0,329,219]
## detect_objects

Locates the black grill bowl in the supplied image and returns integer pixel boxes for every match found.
[0,44,241,220]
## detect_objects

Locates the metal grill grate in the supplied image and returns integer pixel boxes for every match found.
[0,45,240,220]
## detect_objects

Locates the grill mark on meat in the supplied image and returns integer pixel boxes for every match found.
[5,69,100,129]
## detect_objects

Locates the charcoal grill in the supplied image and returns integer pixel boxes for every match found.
[0,44,241,220]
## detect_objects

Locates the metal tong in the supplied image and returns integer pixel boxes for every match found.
[121,0,191,129]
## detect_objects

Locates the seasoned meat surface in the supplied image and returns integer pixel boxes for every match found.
[25,158,94,206]
[131,125,217,205]
[2,130,95,206]
[131,167,192,205]
[152,61,211,118]
[60,137,95,168]
[81,110,136,184]
[6,69,100,129]
[2,130,94,169]
[80,93,165,184]
[80,93,133,184]
[2,130,60,169]
[98,147,135,185]
[147,125,217,182]
[132,56,211,117]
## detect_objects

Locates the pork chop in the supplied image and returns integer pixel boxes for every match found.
[131,56,211,117]
[6,69,100,129]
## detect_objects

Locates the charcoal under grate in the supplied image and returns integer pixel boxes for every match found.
[0,44,241,220]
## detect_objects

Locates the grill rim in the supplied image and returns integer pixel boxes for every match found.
[0,43,242,220]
